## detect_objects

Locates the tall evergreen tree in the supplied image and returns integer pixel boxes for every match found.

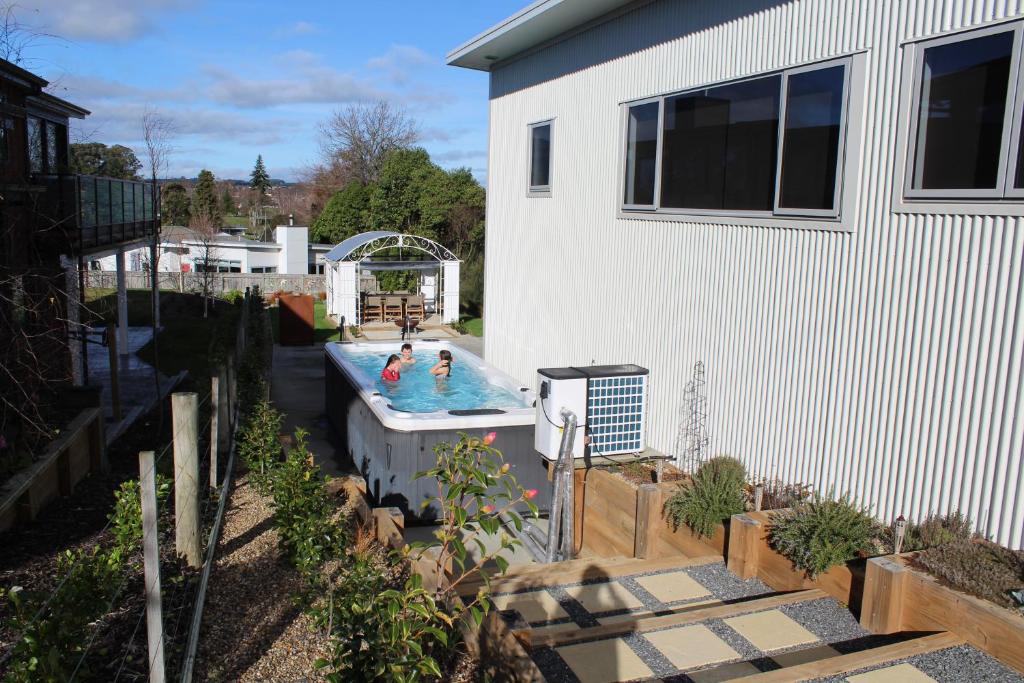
[250,155,270,197]
[161,183,191,226]
[191,169,221,224]
[220,187,235,215]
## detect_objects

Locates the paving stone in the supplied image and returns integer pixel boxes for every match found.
[725,609,819,652]
[689,660,763,682]
[846,663,937,682]
[556,637,654,683]
[635,571,713,603]
[563,581,644,614]
[644,624,740,671]
[596,600,719,626]
[492,590,570,623]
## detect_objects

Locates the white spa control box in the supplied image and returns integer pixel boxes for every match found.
[534,365,649,461]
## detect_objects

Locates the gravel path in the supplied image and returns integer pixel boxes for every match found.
[193,472,331,682]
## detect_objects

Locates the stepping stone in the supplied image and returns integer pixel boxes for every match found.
[689,660,762,682]
[644,624,740,671]
[491,590,570,623]
[724,609,818,652]
[556,637,653,683]
[596,600,717,625]
[563,581,644,614]
[846,663,938,682]
[635,570,712,603]
[772,644,840,667]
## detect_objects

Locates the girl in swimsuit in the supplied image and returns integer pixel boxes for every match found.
[429,349,453,378]
[381,354,402,382]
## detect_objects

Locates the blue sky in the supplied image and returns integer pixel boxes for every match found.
[19,0,525,182]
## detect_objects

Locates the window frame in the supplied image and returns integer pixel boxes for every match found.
[618,55,855,223]
[901,21,1024,201]
[527,118,554,197]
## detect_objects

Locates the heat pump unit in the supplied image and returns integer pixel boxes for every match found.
[535,364,649,461]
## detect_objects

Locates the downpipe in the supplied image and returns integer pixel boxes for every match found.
[545,409,577,564]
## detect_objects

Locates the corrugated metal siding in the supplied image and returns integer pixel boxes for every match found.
[482,0,1024,548]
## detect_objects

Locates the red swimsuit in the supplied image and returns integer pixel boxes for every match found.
[381,368,400,381]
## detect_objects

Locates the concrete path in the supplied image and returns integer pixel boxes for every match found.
[451,334,484,358]
[270,343,356,477]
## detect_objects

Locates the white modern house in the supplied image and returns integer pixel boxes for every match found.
[449,0,1024,548]
[89,225,331,275]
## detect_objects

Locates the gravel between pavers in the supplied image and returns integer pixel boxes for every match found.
[810,644,1024,683]
[192,472,331,682]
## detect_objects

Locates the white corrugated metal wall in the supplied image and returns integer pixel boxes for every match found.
[481,0,1024,548]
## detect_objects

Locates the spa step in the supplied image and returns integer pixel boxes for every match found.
[719,631,965,682]
[458,553,721,598]
[527,588,827,649]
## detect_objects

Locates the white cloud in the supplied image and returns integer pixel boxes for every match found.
[202,62,382,108]
[367,44,435,85]
[24,0,190,42]
[273,21,320,38]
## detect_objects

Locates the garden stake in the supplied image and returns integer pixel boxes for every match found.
[754,483,764,512]
[894,515,907,555]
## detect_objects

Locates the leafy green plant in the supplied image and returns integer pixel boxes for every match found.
[747,478,812,511]
[237,400,283,493]
[768,494,877,578]
[269,428,349,580]
[911,539,1024,610]
[664,456,746,538]
[108,474,171,553]
[221,289,244,305]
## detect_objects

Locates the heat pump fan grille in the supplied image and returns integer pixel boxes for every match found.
[586,376,646,455]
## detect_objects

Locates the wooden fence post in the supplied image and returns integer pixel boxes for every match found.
[727,514,761,580]
[210,376,219,490]
[106,326,121,421]
[216,365,229,452]
[172,392,201,568]
[860,556,907,634]
[139,450,166,683]
[634,484,662,559]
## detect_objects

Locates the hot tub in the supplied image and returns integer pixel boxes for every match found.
[324,340,549,519]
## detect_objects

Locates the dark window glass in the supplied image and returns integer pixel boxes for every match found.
[27,117,42,174]
[661,75,780,210]
[0,117,11,166]
[45,121,58,173]
[1015,116,1024,189]
[623,102,659,205]
[913,31,1013,190]
[529,123,551,189]
[779,65,846,210]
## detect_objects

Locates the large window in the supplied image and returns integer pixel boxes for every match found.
[27,117,42,174]
[528,120,552,194]
[904,24,1024,200]
[621,58,851,219]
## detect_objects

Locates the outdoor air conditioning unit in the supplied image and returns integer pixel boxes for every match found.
[535,365,649,461]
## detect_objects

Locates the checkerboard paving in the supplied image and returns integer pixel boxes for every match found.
[555,637,654,683]
[643,624,740,671]
[634,570,713,603]
[723,609,820,652]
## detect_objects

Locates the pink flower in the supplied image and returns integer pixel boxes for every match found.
[481,504,495,514]
[483,431,497,445]
[524,488,538,500]
[499,463,511,474]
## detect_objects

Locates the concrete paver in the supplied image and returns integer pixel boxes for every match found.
[644,624,741,671]
[563,580,644,614]
[556,638,653,683]
[635,570,712,603]
[724,609,819,652]
[846,663,937,682]
[491,590,570,623]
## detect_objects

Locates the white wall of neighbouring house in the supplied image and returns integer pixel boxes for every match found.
[475,0,1024,547]
[275,226,309,275]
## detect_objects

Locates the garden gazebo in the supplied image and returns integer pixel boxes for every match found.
[324,231,461,326]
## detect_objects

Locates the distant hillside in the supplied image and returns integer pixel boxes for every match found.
[160,177,294,187]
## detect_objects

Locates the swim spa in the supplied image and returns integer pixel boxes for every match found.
[324,340,548,518]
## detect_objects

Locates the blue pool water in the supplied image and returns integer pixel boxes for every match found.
[345,348,527,413]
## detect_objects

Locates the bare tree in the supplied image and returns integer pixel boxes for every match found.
[318,101,419,185]
[142,108,175,184]
[0,4,59,67]
[189,214,220,319]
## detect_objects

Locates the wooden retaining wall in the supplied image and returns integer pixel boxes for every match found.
[726,510,865,609]
[0,408,106,532]
[579,468,724,560]
[861,554,1024,673]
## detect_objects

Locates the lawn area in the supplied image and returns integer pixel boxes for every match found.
[222,213,248,226]
[84,288,157,326]
[462,317,483,337]
[269,299,339,343]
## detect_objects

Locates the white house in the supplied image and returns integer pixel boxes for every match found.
[449,0,1024,548]
[89,225,332,275]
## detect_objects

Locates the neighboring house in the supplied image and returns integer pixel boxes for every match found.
[449,0,1024,548]
[88,225,332,275]
[0,57,158,385]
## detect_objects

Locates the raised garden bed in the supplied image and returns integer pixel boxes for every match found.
[861,553,1024,674]
[726,510,867,609]
[0,407,105,532]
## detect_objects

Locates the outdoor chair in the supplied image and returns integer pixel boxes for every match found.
[363,296,383,323]
[384,296,403,321]
[405,295,424,319]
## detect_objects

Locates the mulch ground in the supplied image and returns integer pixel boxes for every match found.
[193,472,332,682]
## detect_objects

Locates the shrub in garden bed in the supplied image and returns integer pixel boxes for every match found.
[768,494,877,578]
[745,478,812,511]
[911,539,1024,610]
[878,511,973,554]
[664,456,746,538]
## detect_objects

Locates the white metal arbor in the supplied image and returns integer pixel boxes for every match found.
[324,231,461,325]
